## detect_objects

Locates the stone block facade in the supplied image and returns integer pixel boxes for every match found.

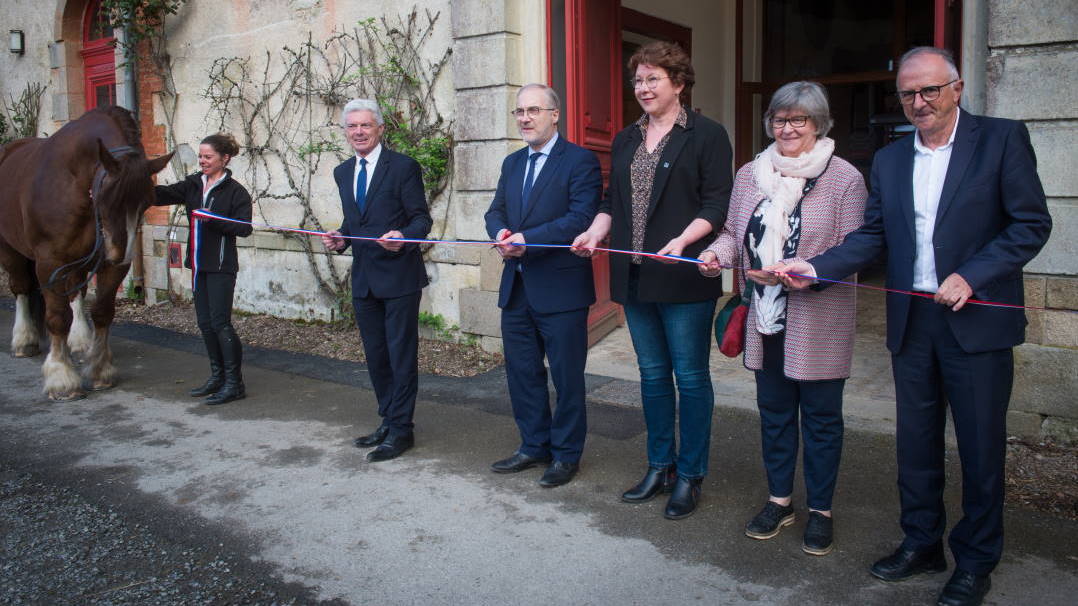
[989,0,1078,443]
[452,0,545,349]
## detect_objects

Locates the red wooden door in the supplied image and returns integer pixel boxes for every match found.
[555,0,623,345]
[81,0,116,112]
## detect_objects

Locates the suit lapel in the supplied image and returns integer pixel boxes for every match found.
[934,110,978,230]
[341,156,358,211]
[507,149,526,227]
[521,137,565,223]
[646,119,691,221]
[899,137,916,244]
[362,149,391,218]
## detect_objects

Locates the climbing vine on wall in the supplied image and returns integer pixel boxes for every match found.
[201,8,453,319]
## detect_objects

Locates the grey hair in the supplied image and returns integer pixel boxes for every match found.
[341,99,383,127]
[898,46,960,80]
[517,83,561,111]
[763,81,833,139]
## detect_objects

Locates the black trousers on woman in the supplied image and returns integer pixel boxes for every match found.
[193,271,242,386]
[754,333,846,511]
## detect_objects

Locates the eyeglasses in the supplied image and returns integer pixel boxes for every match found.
[631,76,669,90]
[896,79,959,104]
[770,115,809,129]
[511,106,556,119]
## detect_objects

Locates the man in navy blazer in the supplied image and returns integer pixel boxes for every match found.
[780,48,1051,606]
[321,99,432,463]
[484,84,601,487]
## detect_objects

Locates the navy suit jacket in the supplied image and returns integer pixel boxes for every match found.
[333,147,432,299]
[484,136,602,314]
[811,110,1052,354]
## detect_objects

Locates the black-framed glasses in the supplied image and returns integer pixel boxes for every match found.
[511,106,556,119]
[630,75,669,90]
[896,79,959,104]
[770,115,809,129]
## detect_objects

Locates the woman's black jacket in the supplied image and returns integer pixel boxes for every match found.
[154,169,253,274]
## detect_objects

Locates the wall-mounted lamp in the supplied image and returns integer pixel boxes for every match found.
[9,30,25,55]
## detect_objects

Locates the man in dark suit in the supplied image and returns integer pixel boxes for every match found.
[484,83,601,487]
[321,98,433,462]
[779,48,1052,606]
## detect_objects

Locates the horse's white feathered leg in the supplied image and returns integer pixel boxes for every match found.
[84,325,116,390]
[43,335,84,401]
[67,292,93,358]
[11,294,40,357]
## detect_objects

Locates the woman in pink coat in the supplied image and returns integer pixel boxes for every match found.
[699,81,867,556]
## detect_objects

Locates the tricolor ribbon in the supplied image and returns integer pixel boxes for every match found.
[191,209,1074,314]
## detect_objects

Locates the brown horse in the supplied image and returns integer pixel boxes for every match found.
[0,106,173,400]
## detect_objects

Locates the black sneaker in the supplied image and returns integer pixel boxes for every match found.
[745,501,795,539]
[802,511,834,555]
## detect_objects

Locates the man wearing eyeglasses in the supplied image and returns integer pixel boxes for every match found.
[776,47,1051,606]
[483,84,601,487]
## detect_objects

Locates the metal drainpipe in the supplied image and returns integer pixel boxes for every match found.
[117,24,145,300]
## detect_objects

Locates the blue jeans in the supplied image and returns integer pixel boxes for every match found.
[623,266,717,479]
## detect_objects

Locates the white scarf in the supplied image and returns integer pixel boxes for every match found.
[749,137,834,334]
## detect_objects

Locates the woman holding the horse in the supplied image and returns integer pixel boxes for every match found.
[155,133,253,405]
[697,81,867,555]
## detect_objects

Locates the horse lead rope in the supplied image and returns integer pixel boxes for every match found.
[44,145,139,298]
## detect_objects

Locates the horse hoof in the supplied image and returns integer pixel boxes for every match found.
[89,380,116,391]
[48,390,87,402]
[12,347,41,358]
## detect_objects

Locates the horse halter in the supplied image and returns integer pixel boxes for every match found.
[45,144,141,297]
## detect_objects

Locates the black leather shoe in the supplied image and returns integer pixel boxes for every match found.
[870,543,947,582]
[621,465,677,503]
[189,374,224,397]
[491,452,552,474]
[745,501,796,539]
[366,433,414,462]
[354,424,390,448]
[937,570,991,606]
[802,511,834,556]
[538,461,578,487]
[663,477,702,520]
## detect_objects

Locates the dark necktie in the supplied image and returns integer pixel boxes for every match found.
[521,152,541,213]
[355,158,368,214]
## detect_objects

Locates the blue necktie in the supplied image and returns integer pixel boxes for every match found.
[521,152,541,213]
[355,158,368,214]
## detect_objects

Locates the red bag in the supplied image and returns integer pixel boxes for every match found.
[719,301,748,357]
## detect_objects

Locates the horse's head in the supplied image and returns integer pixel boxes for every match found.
[95,140,174,265]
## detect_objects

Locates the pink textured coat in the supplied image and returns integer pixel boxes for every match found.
[706,156,867,380]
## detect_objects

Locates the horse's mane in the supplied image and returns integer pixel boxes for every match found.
[98,106,143,150]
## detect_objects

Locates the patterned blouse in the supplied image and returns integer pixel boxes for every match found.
[629,107,688,263]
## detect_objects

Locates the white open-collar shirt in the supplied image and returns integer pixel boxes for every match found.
[911,111,960,293]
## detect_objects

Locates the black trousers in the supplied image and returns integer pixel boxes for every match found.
[500,277,589,464]
[193,272,236,333]
[755,334,846,511]
[893,296,1013,576]
[353,290,422,437]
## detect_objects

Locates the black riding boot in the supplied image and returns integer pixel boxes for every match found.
[206,326,245,405]
[190,330,225,397]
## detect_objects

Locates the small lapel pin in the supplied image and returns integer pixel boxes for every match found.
[663,162,670,168]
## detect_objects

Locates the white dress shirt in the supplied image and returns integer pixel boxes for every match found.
[911,112,960,292]
[353,143,383,202]
[522,133,558,196]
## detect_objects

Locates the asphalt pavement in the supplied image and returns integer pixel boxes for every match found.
[1,302,1075,605]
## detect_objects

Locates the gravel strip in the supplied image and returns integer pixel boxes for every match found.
[0,465,345,606]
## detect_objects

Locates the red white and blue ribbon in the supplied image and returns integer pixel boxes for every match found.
[191,209,1073,314]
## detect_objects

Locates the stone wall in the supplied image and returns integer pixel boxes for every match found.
[452,0,547,353]
[987,0,1078,444]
